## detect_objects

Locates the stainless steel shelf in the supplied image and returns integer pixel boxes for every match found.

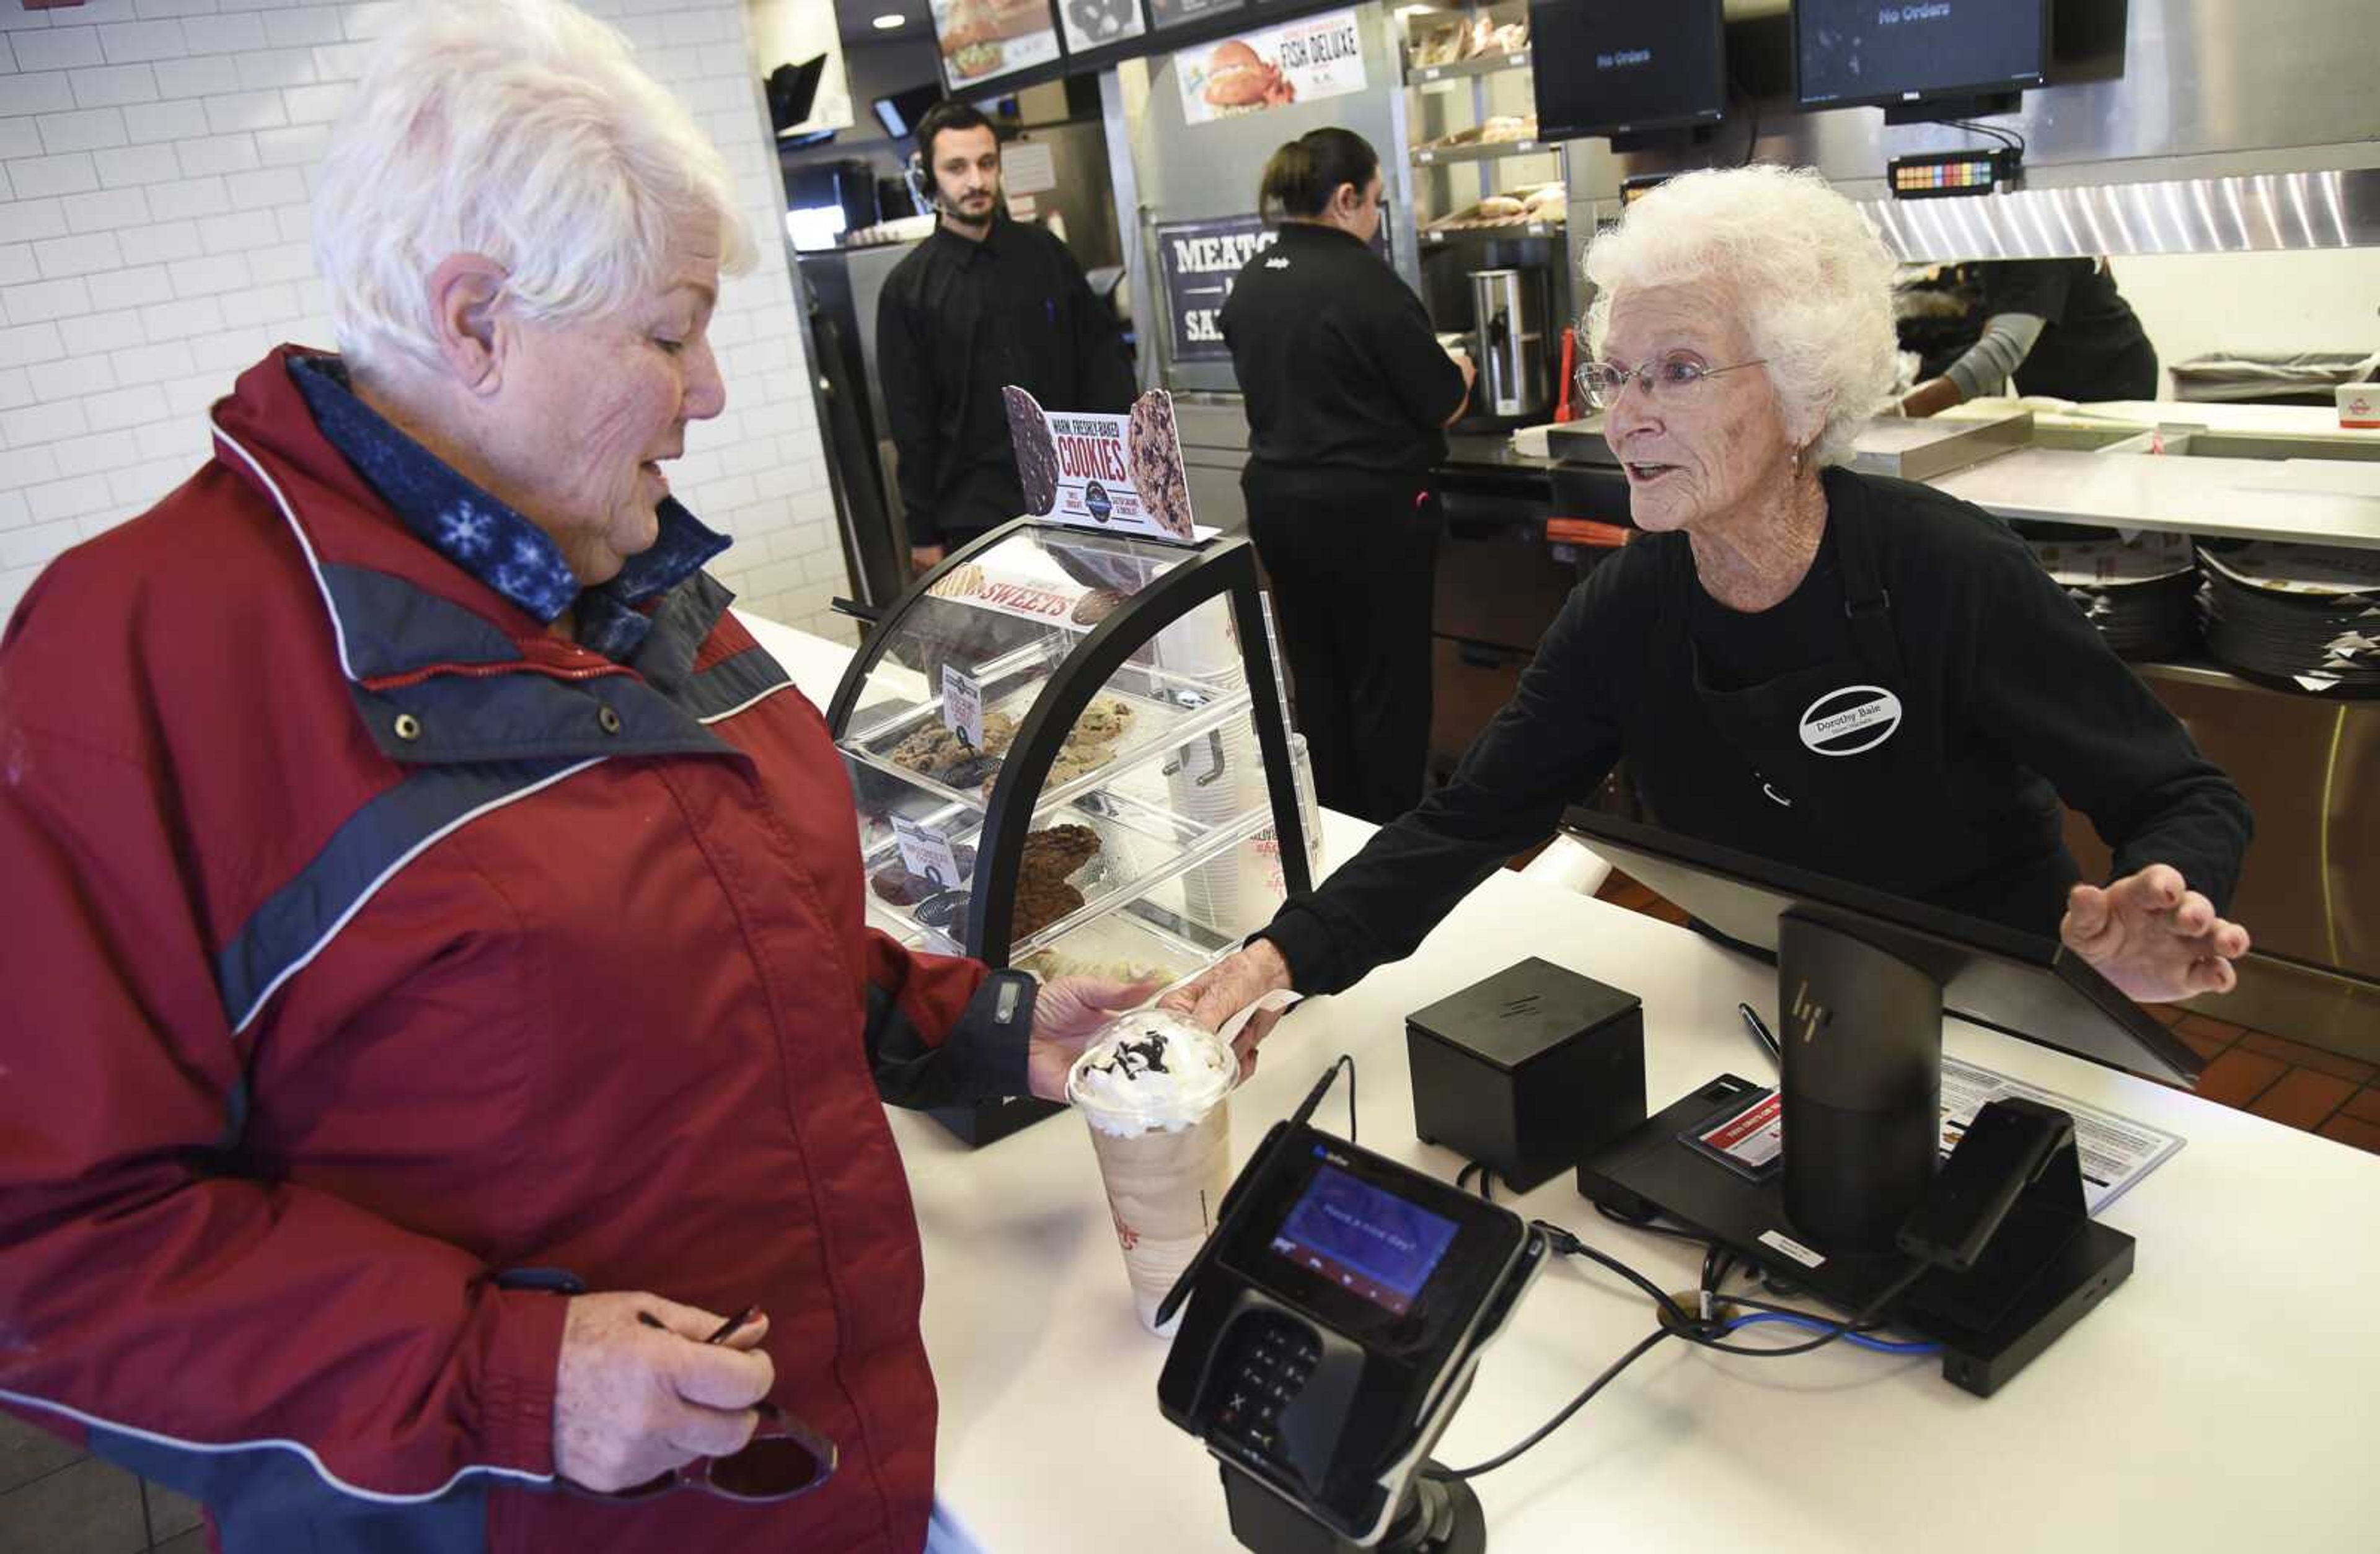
[1410,139,1560,167]
[1421,219,1564,245]
[1405,48,1530,84]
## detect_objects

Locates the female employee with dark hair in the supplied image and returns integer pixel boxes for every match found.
[1221,128,1476,825]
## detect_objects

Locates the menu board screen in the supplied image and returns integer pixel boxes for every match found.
[932,0,1064,89]
[1147,0,1248,32]
[1058,0,1147,52]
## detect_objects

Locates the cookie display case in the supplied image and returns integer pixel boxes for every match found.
[828,516,1315,1146]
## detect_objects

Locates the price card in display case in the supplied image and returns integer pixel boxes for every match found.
[940,664,987,750]
[891,814,968,891]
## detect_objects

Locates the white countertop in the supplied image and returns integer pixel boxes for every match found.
[891,822,2379,1552]
[734,619,2379,1554]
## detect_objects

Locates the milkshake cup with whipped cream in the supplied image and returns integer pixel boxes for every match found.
[1066,1008,1240,1337]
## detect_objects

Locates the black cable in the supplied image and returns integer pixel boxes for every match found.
[1685,1260,1933,1358]
[1698,1289,1887,1328]
[1545,1219,1931,1356]
[1949,117,2026,159]
[1440,1225,1934,1481]
[1431,1327,1677,1482]
[1534,1221,1698,1333]
[1455,1159,1496,1203]
[1592,1201,1709,1246]
[1342,1055,1357,1146]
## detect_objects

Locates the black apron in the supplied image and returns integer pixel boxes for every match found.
[1626,481,2074,934]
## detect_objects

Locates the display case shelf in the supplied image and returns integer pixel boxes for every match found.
[860,748,1265,953]
[845,668,1258,831]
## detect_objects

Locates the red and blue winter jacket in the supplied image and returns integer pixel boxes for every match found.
[0,346,1031,1552]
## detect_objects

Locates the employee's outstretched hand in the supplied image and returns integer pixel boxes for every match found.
[553,1293,774,1493]
[1028,977,1162,1101]
[2061,864,2251,1004]
[1158,939,1297,1079]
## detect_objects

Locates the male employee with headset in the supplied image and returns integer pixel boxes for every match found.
[876,101,1137,575]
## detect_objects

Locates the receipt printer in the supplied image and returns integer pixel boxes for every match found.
[1158,1123,1546,1550]
[1407,958,1646,1192]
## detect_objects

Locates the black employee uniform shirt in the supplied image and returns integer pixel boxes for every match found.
[1983,259,2159,403]
[1220,222,1468,475]
[1260,468,2252,994]
[876,216,1135,545]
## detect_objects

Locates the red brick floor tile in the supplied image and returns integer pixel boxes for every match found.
[2317,1114,2380,1156]
[2173,1026,2236,1062]
[2246,1068,2360,1131]
[2341,1088,2380,1127]
[2236,1031,2378,1086]
[2190,1047,2288,1109]
[2142,1004,2188,1027]
[2175,1012,2246,1045]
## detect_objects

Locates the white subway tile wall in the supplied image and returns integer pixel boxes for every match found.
[0,0,846,639]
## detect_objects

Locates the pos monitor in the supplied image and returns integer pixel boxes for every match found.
[1563,808,2198,1397]
[1528,0,1726,143]
[1796,0,2052,120]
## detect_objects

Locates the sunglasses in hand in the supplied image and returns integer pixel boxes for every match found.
[563,1304,838,1506]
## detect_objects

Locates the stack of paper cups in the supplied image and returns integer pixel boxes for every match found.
[1152,596,1258,933]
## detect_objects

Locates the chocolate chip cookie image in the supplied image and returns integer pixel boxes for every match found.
[1072,587,1125,625]
[1003,385,1061,517]
[1125,391,1195,540]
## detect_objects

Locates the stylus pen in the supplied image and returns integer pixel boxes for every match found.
[1737,1003,1783,1069]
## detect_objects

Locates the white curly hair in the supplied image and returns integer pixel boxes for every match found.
[1583,165,1897,469]
[313,0,756,374]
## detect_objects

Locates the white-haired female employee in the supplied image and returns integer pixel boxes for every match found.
[1170,165,2252,1063]
[0,3,1141,1550]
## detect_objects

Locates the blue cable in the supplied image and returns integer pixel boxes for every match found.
[1721,1310,1942,1356]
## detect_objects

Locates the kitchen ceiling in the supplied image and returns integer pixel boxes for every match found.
[833,0,930,46]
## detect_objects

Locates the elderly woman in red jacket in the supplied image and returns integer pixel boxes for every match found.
[0,3,1137,1550]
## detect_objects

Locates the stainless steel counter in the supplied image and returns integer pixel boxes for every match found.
[1932,447,2380,551]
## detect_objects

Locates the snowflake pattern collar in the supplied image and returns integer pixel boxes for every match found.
[288,354,730,662]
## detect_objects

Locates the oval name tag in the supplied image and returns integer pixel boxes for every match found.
[1799,685,1903,757]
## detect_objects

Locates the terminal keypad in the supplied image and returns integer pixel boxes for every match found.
[1210,1319,1321,1464]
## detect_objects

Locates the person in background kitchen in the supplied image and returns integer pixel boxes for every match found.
[1900,258,2161,415]
[0,4,1148,1548]
[1175,167,2250,1073]
[1220,126,1476,825]
[876,100,1136,576]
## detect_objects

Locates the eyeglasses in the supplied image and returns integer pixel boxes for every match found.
[562,1306,838,1506]
[1576,352,1768,410]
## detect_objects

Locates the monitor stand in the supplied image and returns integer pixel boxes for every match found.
[1577,908,2133,1398]
[1885,90,2022,125]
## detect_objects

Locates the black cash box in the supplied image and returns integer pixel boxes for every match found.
[1406,957,1646,1193]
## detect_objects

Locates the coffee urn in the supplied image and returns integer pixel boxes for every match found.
[1469,266,1549,421]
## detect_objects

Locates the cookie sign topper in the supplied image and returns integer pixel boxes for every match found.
[1002,385,1198,545]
